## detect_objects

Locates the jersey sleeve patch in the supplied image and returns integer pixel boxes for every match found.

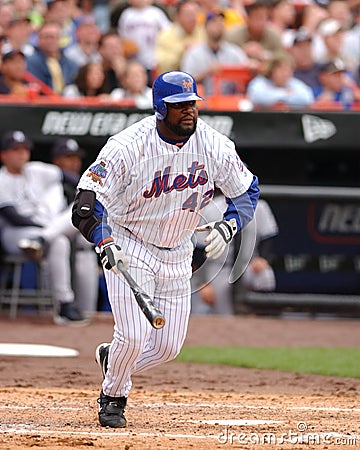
[86,161,108,186]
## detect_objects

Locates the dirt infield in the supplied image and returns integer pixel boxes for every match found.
[0,313,360,449]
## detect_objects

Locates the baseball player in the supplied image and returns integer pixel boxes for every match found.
[51,138,99,318]
[72,71,260,428]
[191,196,278,315]
[0,131,87,324]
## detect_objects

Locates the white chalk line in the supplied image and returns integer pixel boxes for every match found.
[1,403,359,413]
[1,426,359,444]
[1,403,359,443]
[186,419,283,425]
[146,403,360,413]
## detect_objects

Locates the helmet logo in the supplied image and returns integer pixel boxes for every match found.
[182,79,192,91]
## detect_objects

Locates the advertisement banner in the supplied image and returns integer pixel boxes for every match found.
[262,187,360,295]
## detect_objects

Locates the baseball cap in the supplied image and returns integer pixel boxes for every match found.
[2,50,25,63]
[1,130,33,151]
[319,59,346,74]
[292,28,312,45]
[51,138,85,159]
[205,10,225,24]
[318,18,343,37]
[45,0,66,5]
[313,0,330,7]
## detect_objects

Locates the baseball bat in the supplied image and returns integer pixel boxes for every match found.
[116,261,165,329]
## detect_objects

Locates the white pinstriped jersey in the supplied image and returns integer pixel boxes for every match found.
[78,115,253,249]
[117,5,171,70]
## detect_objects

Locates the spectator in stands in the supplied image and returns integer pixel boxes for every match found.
[98,31,128,93]
[269,0,297,48]
[246,51,314,109]
[313,58,360,107]
[12,0,42,25]
[155,0,205,74]
[92,0,112,33]
[287,28,323,95]
[62,61,110,98]
[117,0,171,85]
[42,0,79,49]
[1,16,35,57]
[313,18,344,65]
[0,2,15,42]
[0,49,59,98]
[181,10,249,95]
[312,18,358,76]
[26,21,78,95]
[191,193,278,315]
[110,60,152,108]
[21,0,45,30]
[51,137,99,318]
[66,0,91,24]
[343,7,360,83]
[326,0,352,30]
[109,0,130,30]
[297,1,327,36]
[0,50,30,97]
[225,0,284,74]
[0,130,87,325]
[196,0,246,29]
[64,19,102,70]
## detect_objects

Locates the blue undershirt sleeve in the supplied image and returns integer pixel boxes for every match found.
[89,199,113,246]
[223,175,260,232]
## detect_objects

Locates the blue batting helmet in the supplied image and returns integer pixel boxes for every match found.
[152,71,204,120]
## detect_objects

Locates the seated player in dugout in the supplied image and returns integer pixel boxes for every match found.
[71,71,260,428]
[0,130,88,325]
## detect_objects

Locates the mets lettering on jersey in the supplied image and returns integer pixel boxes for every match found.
[78,116,253,248]
[143,161,208,198]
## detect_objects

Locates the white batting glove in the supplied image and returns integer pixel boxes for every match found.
[99,241,129,273]
[196,219,237,259]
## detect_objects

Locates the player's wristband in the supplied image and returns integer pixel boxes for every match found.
[97,237,114,248]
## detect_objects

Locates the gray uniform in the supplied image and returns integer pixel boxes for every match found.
[191,198,278,315]
[0,162,97,310]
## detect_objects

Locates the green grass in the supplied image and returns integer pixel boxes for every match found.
[177,347,360,378]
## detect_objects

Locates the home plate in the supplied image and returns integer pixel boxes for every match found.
[0,343,79,357]
[187,420,283,426]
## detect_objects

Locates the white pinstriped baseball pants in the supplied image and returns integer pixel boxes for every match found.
[102,228,193,398]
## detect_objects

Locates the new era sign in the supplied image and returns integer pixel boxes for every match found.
[301,114,337,143]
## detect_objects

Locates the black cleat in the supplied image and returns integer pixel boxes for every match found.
[95,343,110,379]
[54,302,89,326]
[97,391,127,428]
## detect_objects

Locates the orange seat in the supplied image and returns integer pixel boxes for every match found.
[310,100,344,111]
[0,93,136,108]
[205,94,252,111]
[212,66,254,95]
[350,101,360,110]
[254,102,290,111]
